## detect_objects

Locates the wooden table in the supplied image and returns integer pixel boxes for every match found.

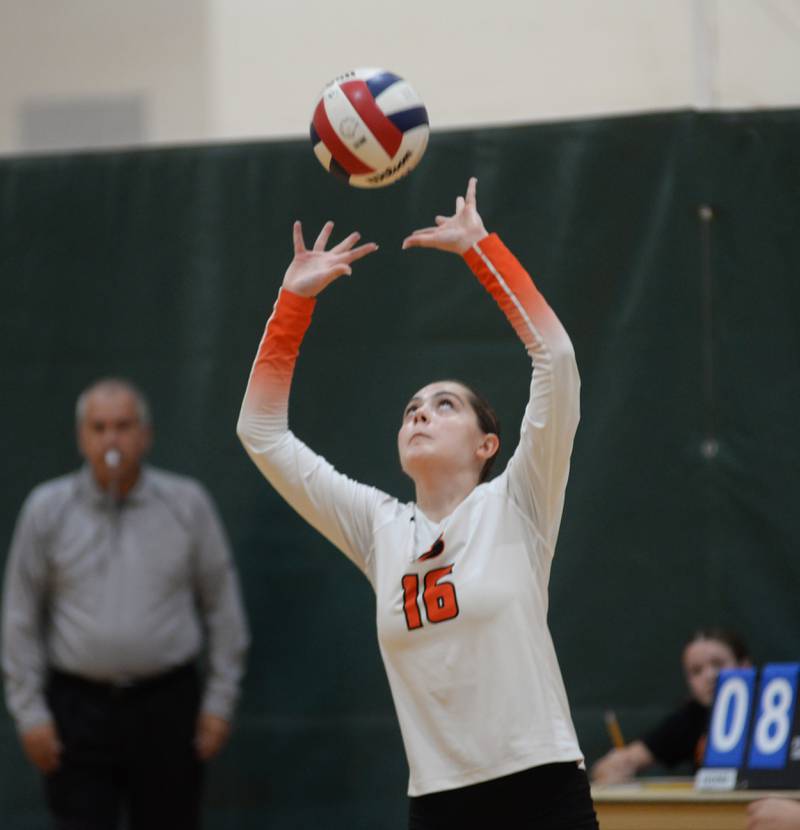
[591,778,800,830]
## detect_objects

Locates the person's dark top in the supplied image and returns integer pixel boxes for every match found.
[641,699,709,769]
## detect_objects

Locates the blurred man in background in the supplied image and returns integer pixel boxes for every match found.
[2,378,249,830]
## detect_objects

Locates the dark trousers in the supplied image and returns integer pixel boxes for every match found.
[408,762,599,830]
[44,663,203,830]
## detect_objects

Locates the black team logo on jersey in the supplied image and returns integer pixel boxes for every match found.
[418,533,444,561]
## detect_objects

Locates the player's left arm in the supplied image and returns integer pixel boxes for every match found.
[464,234,580,548]
[189,482,249,758]
[404,178,580,548]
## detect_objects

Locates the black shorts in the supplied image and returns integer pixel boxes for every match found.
[408,762,598,830]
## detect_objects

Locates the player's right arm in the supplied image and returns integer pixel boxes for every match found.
[236,223,383,571]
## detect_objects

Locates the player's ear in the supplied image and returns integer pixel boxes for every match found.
[477,433,499,460]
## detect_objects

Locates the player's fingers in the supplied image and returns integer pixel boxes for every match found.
[434,215,449,225]
[330,230,361,253]
[402,232,436,249]
[344,241,378,262]
[326,264,353,282]
[455,195,465,213]
[292,221,306,254]
[313,221,335,251]
[466,176,477,206]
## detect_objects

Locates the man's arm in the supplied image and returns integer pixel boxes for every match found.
[189,483,249,760]
[2,490,62,772]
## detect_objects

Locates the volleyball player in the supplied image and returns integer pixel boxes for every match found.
[237,178,597,828]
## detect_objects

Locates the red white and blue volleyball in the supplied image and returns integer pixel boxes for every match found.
[310,68,430,189]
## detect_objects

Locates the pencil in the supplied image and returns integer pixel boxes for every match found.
[604,709,626,749]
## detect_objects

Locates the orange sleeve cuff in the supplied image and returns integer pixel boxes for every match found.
[463,232,501,271]
[250,288,316,384]
[277,287,317,316]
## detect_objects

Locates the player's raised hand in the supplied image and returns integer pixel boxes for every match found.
[282,221,378,298]
[402,177,489,255]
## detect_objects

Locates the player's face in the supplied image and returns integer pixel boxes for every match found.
[77,390,151,491]
[397,381,489,482]
[683,638,740,707]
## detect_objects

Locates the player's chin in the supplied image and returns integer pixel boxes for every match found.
[400,447,436,473]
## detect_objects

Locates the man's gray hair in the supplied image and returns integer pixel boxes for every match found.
[75,378,152,427]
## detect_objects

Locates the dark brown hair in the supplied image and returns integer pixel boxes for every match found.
[447,380,501,483]
[684,627,750,663]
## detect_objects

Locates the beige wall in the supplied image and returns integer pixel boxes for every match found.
[0,0,210,154]
[207,0,695,139]
[0,0,798,155]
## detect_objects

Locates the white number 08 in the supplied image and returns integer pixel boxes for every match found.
[710,675,794,757]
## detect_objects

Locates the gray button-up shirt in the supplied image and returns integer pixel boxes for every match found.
[2,465,249,732]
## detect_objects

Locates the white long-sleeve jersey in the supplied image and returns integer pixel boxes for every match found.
[237,233,583,796]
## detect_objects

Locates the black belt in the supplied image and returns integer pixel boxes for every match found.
[48,661,196,697]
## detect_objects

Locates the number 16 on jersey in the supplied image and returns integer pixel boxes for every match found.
[699,663,800,790]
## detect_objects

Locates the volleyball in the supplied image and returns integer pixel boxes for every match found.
[310,68,429,189]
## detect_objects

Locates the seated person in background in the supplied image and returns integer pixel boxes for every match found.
[591,627,750,784]
[748,798,800,830]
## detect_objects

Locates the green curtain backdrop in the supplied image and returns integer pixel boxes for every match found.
[1,109,799,828]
